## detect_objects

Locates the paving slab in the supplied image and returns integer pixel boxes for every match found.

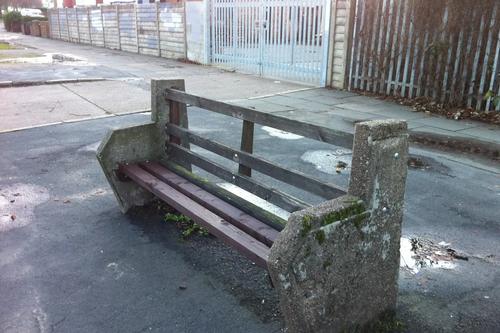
[230,100,294,113]
[0,85,106,132]
[283,88,357,99]
[293,94,355,106]
[325,107,389,121]
[62,80,151,115]
[456,126,500,143]
[0,64,132,82]
[366,106,433,120]
[411,116,481,132]
[409,126,478,140]
[258,96,333,111]
[333,100,398,112]
[270,110,332,122]
[334,95,389,105]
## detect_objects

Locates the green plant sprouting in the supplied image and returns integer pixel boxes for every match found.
[164,213,210,242]
[484,90,500,109]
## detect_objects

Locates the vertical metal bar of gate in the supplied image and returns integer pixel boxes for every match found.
[233,3,238,70]
[320,1,331,86]
[258,0,266,74]
[211,1,216,67]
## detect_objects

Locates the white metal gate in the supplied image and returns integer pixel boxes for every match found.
[211,0,332,86]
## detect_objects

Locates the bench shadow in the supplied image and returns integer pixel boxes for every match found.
[126,200,283,325]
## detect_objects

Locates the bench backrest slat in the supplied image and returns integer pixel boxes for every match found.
[165,88,355,149]
[166,124,348,200]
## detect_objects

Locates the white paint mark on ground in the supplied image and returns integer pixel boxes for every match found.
[217,183,290,220]
[400,237,456,274]
[262,126,304,140]
[107,262,124,280]
[301,149,353,175]
[33,291,47,333]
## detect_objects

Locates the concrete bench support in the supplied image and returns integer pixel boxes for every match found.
[96,79,188,213]
[267,120,409,333]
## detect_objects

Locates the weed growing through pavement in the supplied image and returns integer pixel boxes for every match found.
[164,213,210,242]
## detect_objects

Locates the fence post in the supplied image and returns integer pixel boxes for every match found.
[268,119,409,333]
[327,0,354,89]
[48,9,52,38]
[182,0,188,60]
[116,5,121,50]
[135,4,140,53]
[88,7,92,46]
[325,0,337,87]
[156,2,161,57]
[101,6,106,48]
[76,8,81,44]
[57,8,61,40]
[66,8,71,41]
[204,0,211,65]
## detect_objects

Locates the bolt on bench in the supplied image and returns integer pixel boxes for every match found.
[97,79,409,333]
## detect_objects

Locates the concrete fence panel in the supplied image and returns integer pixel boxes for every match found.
[48,2,207,64]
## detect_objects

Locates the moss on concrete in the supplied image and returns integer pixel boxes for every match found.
[301,216,312,237]
[316,229,325,245]
[322,202,366,227]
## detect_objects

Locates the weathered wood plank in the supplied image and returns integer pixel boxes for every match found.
[119,163,270,270]
[239,120,254,177]
[163,160,289,231]
[164,142,309,213]
[170,98,181,145]
[165,89,355,148]
[138,161,279,247]
[166,124,348,200]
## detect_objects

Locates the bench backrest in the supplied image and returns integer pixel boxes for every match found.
[163,87,353,230]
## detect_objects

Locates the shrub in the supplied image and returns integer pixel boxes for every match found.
[3,11,22,31]
[22,16,48,22]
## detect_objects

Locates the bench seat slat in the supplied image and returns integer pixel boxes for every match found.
[163,161,287,231]
[138,161,280,247]
[119,163,271,270]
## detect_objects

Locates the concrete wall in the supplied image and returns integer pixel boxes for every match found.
[49,2,204,62]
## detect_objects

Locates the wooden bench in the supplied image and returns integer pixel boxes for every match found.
[101,79,354,270]
[97,79,410,332]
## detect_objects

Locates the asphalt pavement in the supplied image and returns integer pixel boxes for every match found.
[1,24,500,333]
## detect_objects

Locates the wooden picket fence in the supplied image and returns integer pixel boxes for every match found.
[349,0,500,111]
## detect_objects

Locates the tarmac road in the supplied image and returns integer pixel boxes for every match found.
[1,27,499,333]
[1,109,499,333]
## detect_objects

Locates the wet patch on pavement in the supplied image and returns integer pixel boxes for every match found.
[300,149,353,175]
[0,183,50,232]
[407,154,456,178]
